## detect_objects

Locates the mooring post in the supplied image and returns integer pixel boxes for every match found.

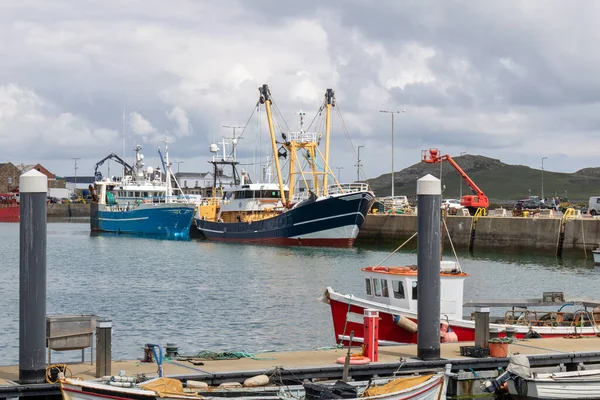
[19,170,48,384]
[96,320,112,378]
[474,307,490,349]
[417,174,441,360]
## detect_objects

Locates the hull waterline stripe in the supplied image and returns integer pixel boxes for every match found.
[293,211,364,226]
[97,217,149,222]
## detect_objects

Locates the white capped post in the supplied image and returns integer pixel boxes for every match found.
[19,169,48,383]
[416,173,441,361]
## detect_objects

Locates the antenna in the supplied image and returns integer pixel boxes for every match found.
[295,110,306,131]
[222,125,244,161]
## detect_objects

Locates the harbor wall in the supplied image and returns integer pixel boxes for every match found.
[47,203,89,218]
[357,214,600,253]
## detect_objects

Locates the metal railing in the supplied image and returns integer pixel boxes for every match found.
[289,131,318,143]
[327,183,371,196]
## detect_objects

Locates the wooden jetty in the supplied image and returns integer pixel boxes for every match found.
[2,337,600,398]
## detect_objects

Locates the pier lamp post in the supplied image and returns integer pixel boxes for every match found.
[541,157,547,200]
[174,161,184,174]
[71,157,80,199]
[459,152,466,198]
[335,166,344,182]
[356,145,364,181]
[379,109,407,198]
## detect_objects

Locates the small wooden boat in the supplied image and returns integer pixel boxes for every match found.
[485,354,600,399]
[508,369,600,399]
[60,366,451,400]
[592,246,600,264]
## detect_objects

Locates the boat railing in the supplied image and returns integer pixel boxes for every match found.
[327,183,371,196]
[503,310,600,327]
[289,131,318,143]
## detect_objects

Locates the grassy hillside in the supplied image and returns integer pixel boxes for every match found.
[367,155,600,202]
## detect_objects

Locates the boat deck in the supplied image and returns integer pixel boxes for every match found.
[2,336,600,387]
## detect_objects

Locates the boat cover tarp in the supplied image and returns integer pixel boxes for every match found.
[140,377,194,398]
[361,374,434,397]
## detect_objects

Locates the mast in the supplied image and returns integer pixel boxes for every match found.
[323,89,335,195]
[259,84,287,205]
[164,139,172,202]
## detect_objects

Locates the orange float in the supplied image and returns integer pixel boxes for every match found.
[336,355,371,365]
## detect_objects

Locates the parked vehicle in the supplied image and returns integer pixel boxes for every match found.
[588,196,600,216]
[442,199,463,210]
[382,195,409,209]
[516,199,549,210]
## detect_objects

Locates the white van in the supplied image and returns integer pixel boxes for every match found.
[382,195,409,209]
[589,197,600,216]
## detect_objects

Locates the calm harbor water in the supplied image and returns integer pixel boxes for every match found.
[0,221,598,365]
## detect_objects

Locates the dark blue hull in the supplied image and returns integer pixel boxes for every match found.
[195,191,374,247]
[90,203,195,239]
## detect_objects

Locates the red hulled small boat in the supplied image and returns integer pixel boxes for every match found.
[325,260,600,346]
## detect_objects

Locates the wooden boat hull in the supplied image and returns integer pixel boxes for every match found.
[327,288,600,345]
[593,250,600,265]
[195,191,374,247]
[508,369,600,399]
[61,373,446,400]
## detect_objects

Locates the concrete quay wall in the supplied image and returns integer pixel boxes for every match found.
[357,214,600,253]
[47,203,90,218]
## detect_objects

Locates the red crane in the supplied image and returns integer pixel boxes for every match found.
[421,149,489,214]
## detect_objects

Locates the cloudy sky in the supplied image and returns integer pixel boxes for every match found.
[2,0,599,182]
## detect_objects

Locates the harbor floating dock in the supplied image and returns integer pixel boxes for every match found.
[2,337,600,398]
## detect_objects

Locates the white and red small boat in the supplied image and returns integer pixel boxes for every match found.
[325,260,600,346]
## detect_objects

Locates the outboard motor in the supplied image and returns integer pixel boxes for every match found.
[483,354,531,393]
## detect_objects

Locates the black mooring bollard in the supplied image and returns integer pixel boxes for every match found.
[19,170,48,383]
[416,174,441,361]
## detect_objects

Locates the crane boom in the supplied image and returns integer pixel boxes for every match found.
[421,148,489,212]
[94,153,133,181]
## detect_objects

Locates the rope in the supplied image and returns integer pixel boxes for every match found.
[45,364,72,384]
[582,219,587,259]
[180,350,276,361]
[375,232,418,267]
[339,296,354,348]
[442,218,461,272]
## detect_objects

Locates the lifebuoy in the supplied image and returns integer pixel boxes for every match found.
[335,355,371,365]
[372,266,389,272]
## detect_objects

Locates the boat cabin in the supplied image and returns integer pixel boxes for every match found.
[219,182,289,213]
[362,260,468,320]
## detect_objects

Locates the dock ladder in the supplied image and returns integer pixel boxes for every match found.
[468,207,487,253]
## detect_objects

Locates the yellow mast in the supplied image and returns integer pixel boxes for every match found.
[259,84,287,205]
[322,89,335,195]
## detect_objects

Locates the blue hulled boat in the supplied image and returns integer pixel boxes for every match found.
[90,143,196,239]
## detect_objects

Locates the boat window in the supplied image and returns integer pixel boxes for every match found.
[365,278,372,296]
[412,281,418,300]
[374,279,381,297]
[381,279,389,298]
[392,280,405,299]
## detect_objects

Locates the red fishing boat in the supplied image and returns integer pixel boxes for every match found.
[325,260,600,346]
[0,193,19,222]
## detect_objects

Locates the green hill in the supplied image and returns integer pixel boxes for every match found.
[367,154,600,203]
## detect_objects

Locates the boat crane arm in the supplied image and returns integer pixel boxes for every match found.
[422,149,485,197]
[94,153,133,180]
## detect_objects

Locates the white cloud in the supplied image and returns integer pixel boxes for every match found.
[0,84,119,160]
[166,106,192,138]
[2,0,600,178]
[128,112,155,136]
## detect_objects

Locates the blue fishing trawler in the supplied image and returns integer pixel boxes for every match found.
[90,143,196,239]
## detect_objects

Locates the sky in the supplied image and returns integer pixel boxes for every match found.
[2,0,600,182]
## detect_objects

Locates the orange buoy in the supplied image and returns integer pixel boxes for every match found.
[336,355,371,365]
